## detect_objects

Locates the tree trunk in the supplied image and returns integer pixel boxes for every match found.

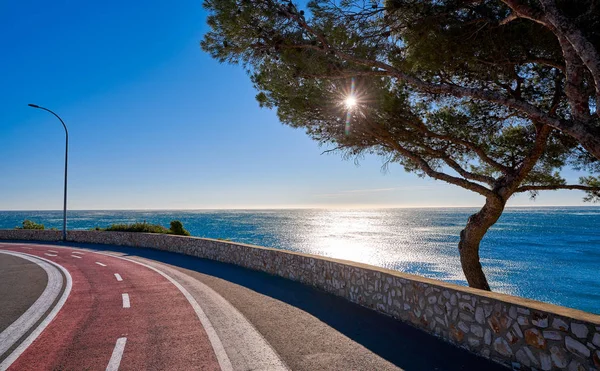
[458,197,506,291]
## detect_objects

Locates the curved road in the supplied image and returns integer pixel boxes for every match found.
[0,241,507,370]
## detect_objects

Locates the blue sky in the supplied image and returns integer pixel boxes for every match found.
[0,0,592,210]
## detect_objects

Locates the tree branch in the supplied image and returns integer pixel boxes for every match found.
[440,156,497,186]
[557,34,592,123]
[385,141,495,198]
[354,120,496,197]
[501,0,600,119]
[397,118,514,174]
[516,184,600,192]
[537,0,600,115]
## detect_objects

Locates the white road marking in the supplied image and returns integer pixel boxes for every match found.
[135,257,289,370]
[18,246,32,250]
[122,293,130,308]
[71,251,85,255]
[95,252,234,371]
[114,273,123,282]
[44,253,57,257]
[95,262,107,267]
[106,337,127,371]
[71,255,82,259]
[48,250,58,253]
[0,251,63,357]
[0,251,72,371]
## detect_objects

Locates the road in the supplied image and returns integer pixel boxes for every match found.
[0,241,507,370]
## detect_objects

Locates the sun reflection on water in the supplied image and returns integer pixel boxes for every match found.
[298,209,471,286]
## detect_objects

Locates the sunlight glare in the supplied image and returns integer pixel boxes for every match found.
[344,95,357,109]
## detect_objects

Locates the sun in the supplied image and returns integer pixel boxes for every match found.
[344,95,357,109]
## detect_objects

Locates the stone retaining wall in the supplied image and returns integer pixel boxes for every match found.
[1,229,599,370]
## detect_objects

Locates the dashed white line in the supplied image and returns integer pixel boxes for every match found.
[71,255,82,259]
[71,251,85,255]
[114,273,123,282]
[106,337,127,371]
[44,253,57,257]
[94,252,233,371]
[95,262,107,267]
[121,293,130,308]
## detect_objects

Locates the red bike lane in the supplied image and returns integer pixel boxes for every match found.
[0,243,220,370]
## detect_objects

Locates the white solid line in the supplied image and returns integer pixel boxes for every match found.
[44,253,57,257]
[0,251,72,371]
[0,251,63,357]
[145,260,289,370]
[114,273,123,282]
[122,293,130,308]
[71,255,82,259]
[48,250,58,253]
[95,262,107,267]
[95,252,233,371]
[106,337,127,371]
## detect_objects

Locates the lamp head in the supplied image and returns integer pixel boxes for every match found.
[28,104,40,108]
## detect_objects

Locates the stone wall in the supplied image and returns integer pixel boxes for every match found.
[1,229,599,370]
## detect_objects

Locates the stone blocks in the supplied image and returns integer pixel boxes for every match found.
[1,229,599,371]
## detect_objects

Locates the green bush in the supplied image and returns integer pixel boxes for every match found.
[169,220,190,236]
[94,220,190,236]
[102,222,169,234]
[17,220,45,230]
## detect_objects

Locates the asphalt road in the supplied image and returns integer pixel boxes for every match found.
[0,253,47,334]
[0,243,220,370]
[0,241,508,371]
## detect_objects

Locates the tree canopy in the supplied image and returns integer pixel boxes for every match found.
[201,0,600,290]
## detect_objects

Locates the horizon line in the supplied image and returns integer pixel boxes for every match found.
[1,204,598,212]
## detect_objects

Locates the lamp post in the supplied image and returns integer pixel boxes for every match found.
[28,104,69,242]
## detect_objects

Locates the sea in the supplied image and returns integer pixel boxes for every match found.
[1,207,598,314]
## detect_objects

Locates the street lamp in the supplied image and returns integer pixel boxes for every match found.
[28,104,69,242]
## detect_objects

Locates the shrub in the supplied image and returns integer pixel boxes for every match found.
[102,222,169,234]
[17,220,45,230]
[95,220,190,236]
[169,220,190,236]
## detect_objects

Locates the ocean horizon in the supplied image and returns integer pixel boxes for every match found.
[1,206,599,314]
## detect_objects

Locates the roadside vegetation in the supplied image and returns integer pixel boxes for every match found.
[16,219,47,230]
[93,220,191,236]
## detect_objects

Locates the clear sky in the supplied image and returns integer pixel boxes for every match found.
[0,0,592,210]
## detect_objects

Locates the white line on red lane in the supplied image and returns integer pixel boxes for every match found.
[94,252,234,371]
[106,337,127,371]
[71,255,82,259]
[114,273,123,282]
[95,262,107,267]
[71,251,85,255]
[0,251,73,371]
[121,294,130,308]
[0,251,63,357]
[44,253,57,257]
